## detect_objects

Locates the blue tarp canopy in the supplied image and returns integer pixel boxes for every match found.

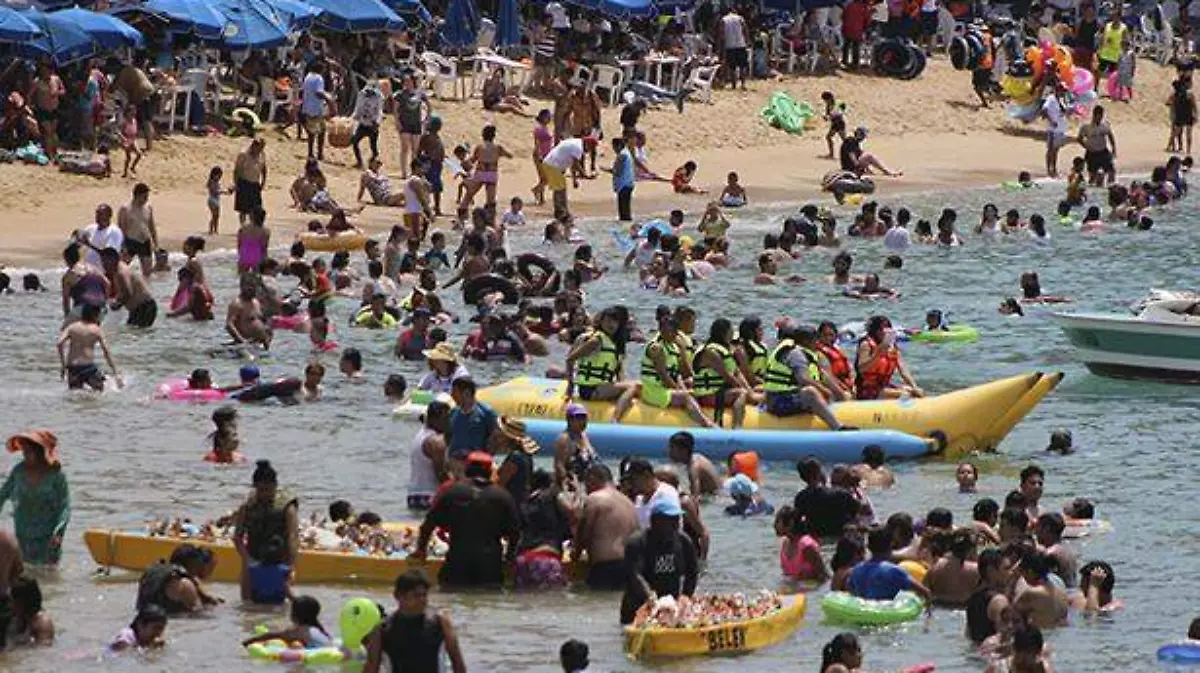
[0,5,43,41]
[440,0,479,47]
[110,0,229,40]
[302,0,404,31]
[209,0,292,49]
[565,0,655,19]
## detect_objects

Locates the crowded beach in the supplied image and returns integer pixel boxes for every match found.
[1,0,1200,671]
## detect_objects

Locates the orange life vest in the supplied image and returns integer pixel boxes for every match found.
[816,342,854,393]
[855,337,898,400]
[729,451,761,484]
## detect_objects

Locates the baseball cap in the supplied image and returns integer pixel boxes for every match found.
[650,496,683,518]
[239,365,260,381]
[565,403,588,418]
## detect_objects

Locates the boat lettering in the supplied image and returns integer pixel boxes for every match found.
[517,402,551,417]
[705,626,747,652]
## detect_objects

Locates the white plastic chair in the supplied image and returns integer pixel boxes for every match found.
[155,85,194,132]
[569,65,593,89]
[684,65,717,104]
[259,76,295,123]
[590,64,625,106]
[772,26,797,74]
[421,51,462,99]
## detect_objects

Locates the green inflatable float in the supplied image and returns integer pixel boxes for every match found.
[761,92,815,135]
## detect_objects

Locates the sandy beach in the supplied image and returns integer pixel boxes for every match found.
[0,58,1181,267]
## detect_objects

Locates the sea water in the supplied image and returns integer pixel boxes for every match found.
[0,181,1196,672]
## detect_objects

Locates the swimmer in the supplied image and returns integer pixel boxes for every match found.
[976,203,1002,237]
[724,473,774,516]
[818,218,841,248]
[853,445,895,489]
[667,432,721,497]
[1066,157,1087,205]
[1046,430,1074,454]
[967,498,1002,546]
[925,529,980,606]
[109,605,168,652]
[205,406,246,464]
[56,303,121,391]
[843,273,898,299]
[956,462,979,492]
[775,506,829,582]
[828,251,862,285]
[101,248,157,328]
[340,348,365,382]
[1000,297,1025,316]
[1071,561,1122,612]
[1012,548,1069,629]
[1017,170,1036,188]
[308,300,333,351]
[1035,513,1077,588]
[226,276,273,349]
[242,595,331,649]
[1027,215,1051,244]
[922,309,947,332]
[302,362,324,401]
[984,624,1055,673]
[1080,206,1104,232]
[754,253,804,285]
[935,209,965,246]
[384,373,408,403]
[1019,272,1070,303]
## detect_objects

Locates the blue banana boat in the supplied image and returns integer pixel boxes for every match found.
[519,419,936,463]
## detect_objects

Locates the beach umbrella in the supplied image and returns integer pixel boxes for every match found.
[564,0,655,19]
[210,0,291,49]
[110,0,229,40]
[440,0,479,48]
[0,5,42,41]
[496,0,521,46]
[16,9,99,65]
[301,0,404,32]
[383,0,432,24]
[263,0,320,30]
[51,7,144,48]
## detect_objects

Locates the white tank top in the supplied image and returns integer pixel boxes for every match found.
[408,427,441,497]
[404,178,423,215]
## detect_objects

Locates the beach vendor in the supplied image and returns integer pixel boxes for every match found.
[0,432,70,566]
[231,460,299,604]
[619,498,699,625]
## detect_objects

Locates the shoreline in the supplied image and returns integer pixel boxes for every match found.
[0,59,1180,268]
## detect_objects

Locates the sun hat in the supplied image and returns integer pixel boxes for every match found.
[565,403,588,418]
[6,430,59,467]
[422,341,459,363]
[725,473,758,498]
[498,416,540,454]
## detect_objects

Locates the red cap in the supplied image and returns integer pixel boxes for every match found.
[466,451,493,468]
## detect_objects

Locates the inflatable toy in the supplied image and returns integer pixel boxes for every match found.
[155,378,227,402]
[462,273,521,305]
[821,591,924,625]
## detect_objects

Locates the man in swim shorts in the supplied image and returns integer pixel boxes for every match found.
[116,183,159,277]
[226,276,272,349]
[100,248,157,328]
[575,464,638,590]
[56,303,121,390]
[1078,105,1117,186]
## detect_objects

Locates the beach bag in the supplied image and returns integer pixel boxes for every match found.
[327,116,354,148]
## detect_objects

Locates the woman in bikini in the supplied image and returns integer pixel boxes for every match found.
[458,125,513,212]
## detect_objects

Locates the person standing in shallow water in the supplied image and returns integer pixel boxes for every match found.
[0,431,70,566]
[232,460,299,604]
[363,570,466,673]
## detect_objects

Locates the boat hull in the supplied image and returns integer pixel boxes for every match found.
[1054,313,1200,383]
[623,594,806,658]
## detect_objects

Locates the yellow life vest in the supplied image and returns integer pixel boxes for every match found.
[574,330,619,387]
[354,306,397,329]
[762,339,821,393]
[741,338,769,381]
[640,333,681,389]
[692,342,735,396]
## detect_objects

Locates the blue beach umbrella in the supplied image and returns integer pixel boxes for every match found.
[263,0,320,30]
[440,0,479,48]
[496,0,521,46]
[210,0,291,50]
[565,0,655,19]
[302,0,403,32]
[51,7,144,48]
[16,9,99,65]
[0,5,43,42]
[111,0,229,40]
[384,0,432,24]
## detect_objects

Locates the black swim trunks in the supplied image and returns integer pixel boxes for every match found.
[124,237,152,258]
[127,298,158,327]
[586,559,627,590]
[1085,149,1115,175]
[67,363,106,390]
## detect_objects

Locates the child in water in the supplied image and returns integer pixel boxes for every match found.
[724,474,774,517]
[309,300,334,352]
[205,405,246,464]
[775,505,828,582]
[303,362,325,401]
[1081,206,1104,232]
[340,348,365,382]
[110,605,168,652]
[720,172,747,207]
[1066,158,1086,206]
[242,595,332,648]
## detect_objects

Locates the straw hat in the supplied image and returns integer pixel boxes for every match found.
[6,430,59,467]
[498,416,539,454]
[422,342,459,364]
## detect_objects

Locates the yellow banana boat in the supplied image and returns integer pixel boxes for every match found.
[624,594,806,659]
[478,373,1062,459]
[83,529,587,586]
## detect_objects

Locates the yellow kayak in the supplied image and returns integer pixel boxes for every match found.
[624,594,806,659]
[478,373,1062,458]
[298,231,368,253]
[83,529,586,586]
